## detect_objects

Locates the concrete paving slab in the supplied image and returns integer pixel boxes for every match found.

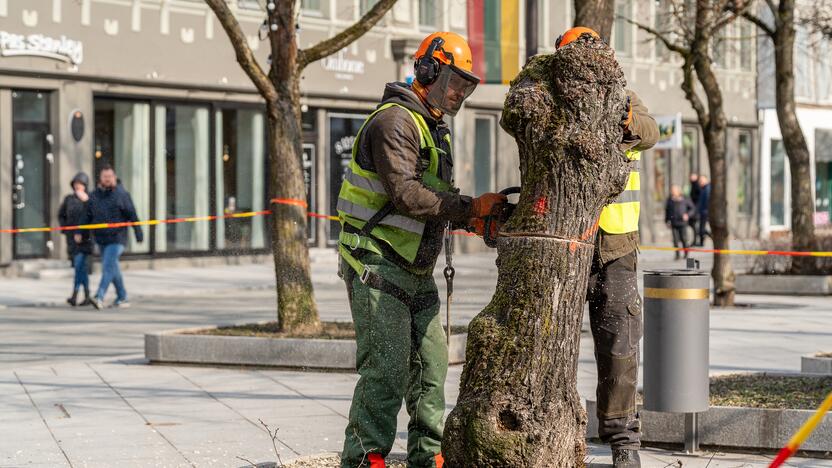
[2,250,832,466]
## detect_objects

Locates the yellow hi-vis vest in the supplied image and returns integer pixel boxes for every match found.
[598,150,641,234]
[336,102,453,273]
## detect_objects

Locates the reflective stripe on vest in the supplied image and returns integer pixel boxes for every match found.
[336,102,453,263]
[598,150,641,234]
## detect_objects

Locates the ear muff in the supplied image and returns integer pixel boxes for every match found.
[415,37,445,85]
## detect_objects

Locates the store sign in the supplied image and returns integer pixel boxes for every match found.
[328,113,368,244]
[321,49,365,81]
[302,144,317,243]
[653,113,683,150]
[0,31,83,65]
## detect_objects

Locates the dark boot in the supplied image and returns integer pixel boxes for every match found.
[612,448,641,468]
[67,290,78,307]
[79,288,92,306]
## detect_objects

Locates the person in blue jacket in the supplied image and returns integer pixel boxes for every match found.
[81,165,143,309]
[695,175,711,246]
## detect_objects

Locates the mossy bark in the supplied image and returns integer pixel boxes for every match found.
[442,37,630,467]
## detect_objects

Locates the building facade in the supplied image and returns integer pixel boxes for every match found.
[0,0,764,269]
[756,2,832,236]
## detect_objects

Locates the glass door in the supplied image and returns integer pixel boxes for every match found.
[12,91,52,258]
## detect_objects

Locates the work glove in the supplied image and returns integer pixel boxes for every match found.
[471,193,508,218]
[621,96,633,131]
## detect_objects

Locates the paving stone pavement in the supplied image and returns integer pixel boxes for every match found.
[0,248,830,467]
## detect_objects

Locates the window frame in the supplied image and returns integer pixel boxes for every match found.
[92,94,275,259]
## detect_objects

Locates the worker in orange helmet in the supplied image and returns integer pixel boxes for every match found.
[337,31,506,468]
[556,26,659,468]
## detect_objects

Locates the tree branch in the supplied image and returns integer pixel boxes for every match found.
[204,0,276,101]
[623,17,688,55]
[681,56,709,130]
[298,0,398,70]
[727,0,776,37]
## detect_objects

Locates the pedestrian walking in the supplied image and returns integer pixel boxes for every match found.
[556,27,659,468]
[337,32,503,468]
[687,173,700,241]
[696,175,711,246]
[83,165,143,309]
[665,185,696,259]
[58,172,94,306]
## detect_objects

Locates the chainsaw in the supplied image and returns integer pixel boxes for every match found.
[483,186,521,248]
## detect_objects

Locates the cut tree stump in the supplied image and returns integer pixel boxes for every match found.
[442,36,630,467]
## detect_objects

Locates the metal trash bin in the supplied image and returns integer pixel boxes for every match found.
[643,260,710,452]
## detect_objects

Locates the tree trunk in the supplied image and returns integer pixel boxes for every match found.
[773,1,818,274]
[267,71,320,333]
[691,40,736,306]
[442,37,630,467]
[573,0,616,42]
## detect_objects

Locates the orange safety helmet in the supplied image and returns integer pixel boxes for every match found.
[414,32,474,74]
[555,26,600,49]
[412,32,480,116]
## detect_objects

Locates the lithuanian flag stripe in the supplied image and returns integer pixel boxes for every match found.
[467,0,521,84]
[500,0,520,83]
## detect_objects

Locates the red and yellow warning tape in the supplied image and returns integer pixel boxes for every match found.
[2,198,831,256]
[769,390,832,467]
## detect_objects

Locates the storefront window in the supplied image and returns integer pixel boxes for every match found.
[474,116,495,195]
[328,113,368,244]
[770,139,787,226]
[154,104,211,252]
[93,99,151,254]
[815,129,832,225]
[216,108,266,250]
[12,91,51,258]
[653,149,669,205]
[737,131,753,215]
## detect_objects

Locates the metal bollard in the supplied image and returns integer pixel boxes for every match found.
[643,258,710,454]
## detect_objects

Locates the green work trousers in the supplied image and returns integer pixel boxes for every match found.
[340,252,448,468]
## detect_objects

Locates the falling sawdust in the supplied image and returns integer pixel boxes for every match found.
[282,454,406,467]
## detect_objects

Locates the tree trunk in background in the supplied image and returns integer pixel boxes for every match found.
[574,0,616,42]
[207,0,398,333]
[267,73,320,332]
[774,0,818,274]
[267,2,320,333]
[442,36,630,467]
[692,40,736,306]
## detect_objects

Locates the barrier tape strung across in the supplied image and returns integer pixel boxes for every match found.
[769,390,832,467]
[640,245,832,258]
[1,197,830,255]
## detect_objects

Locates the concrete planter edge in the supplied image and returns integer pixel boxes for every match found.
[586,399,832,452]
[145,323,467,370]
[802,355,832,375]
[735,274,832,296]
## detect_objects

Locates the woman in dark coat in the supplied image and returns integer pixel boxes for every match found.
[58,172,94,306]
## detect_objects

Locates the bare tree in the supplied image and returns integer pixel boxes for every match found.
[731,0,819,273]
[574,0,617,41]
[443,35,630,466]
[802,1,832,38]
[204,0,398,332]
[628,0,740,305]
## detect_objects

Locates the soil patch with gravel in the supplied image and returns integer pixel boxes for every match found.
[709,374,832,409]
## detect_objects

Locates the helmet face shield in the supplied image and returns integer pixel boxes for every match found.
[425,64,479,116]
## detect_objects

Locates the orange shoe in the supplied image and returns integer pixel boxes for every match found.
[368,453,385,468]
[435,452,445,468]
